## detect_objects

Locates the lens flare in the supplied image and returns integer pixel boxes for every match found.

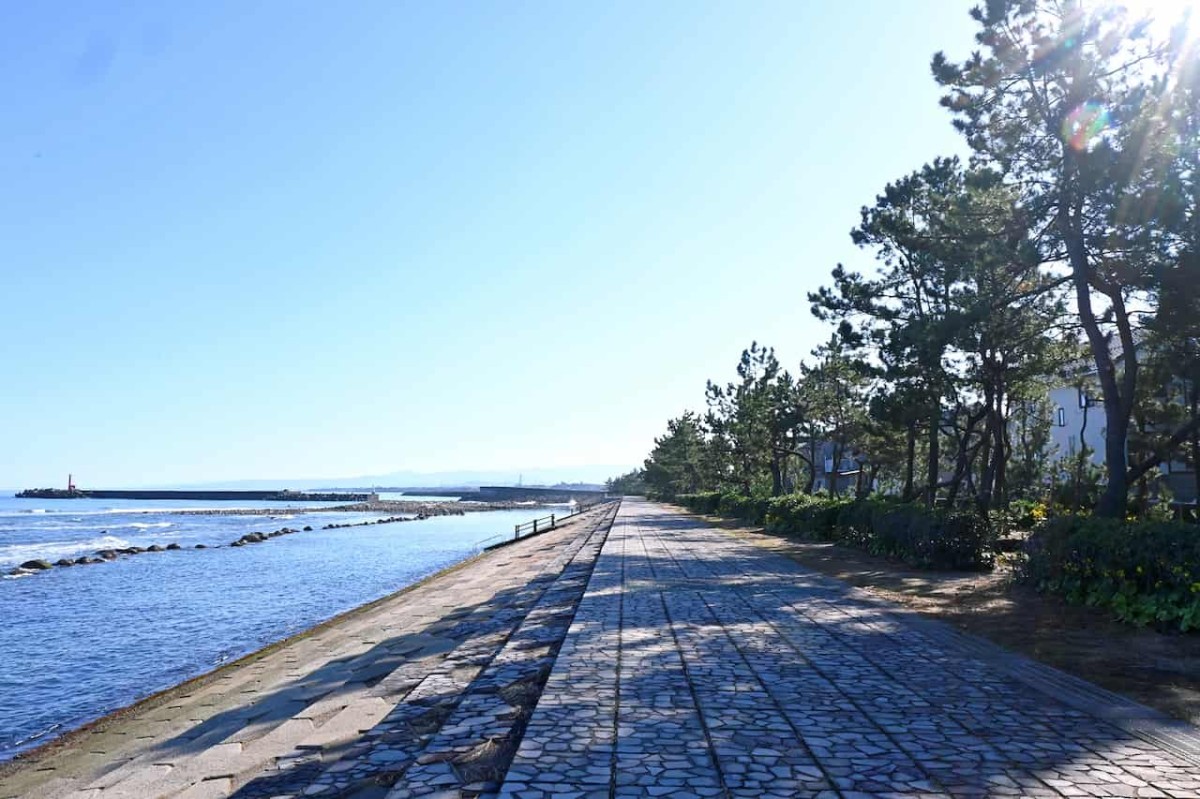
[1062,101,1111,151]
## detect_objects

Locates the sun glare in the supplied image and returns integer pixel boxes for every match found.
[1119,0,1200,30]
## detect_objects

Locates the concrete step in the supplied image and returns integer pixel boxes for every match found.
[226,507,618,799]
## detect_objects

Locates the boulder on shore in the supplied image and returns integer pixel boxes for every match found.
[195,544,207,549]
[54,559,75,567]
[20,559,54,570]
[147,545,164,553]
[166,543,182,551]
[96,550,118,560]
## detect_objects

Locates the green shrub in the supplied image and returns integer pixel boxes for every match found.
[868,502,994,570]
[713,492,994,571]
[1025,516,1200,631]
[677,492,722,515]
[764,494,852,539]
[679,491,773,523]
[717,493,769,524]
[1004,498,1047,530]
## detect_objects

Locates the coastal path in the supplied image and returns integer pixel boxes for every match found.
[0,503,620,799]
[8,497,1200,798]
[499,499,1200,799]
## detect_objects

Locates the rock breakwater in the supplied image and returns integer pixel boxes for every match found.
[3,511,469,578]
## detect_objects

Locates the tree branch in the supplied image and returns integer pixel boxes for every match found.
[1126,416,1200,484]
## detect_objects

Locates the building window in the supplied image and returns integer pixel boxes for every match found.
[1057,407,1066,427]
[1078,389,1088,408]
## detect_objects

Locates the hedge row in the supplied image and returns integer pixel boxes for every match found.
[1025,516,1200,631]
[677,491,995,571]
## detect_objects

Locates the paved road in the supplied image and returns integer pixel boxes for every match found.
[500,499,1200,799]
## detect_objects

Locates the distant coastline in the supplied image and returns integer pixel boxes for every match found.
[14,488,374,502]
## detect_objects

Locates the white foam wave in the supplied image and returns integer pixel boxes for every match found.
[0,535,132,567]
[4,520,173,532]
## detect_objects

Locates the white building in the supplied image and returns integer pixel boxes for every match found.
[1048,381,1197,502]
[1048,385,1107,467]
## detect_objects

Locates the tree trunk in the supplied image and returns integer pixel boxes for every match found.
[1057,175,1131,519]
[1192,391,1200,510]
[945,409,986,507]
[993,407,1012,506]
[804,439,817,494]
[1074,398,1090,512]
[977,386,996,512]
[902,421,916,502]
[926,400,940,507]
[830,442,843,497]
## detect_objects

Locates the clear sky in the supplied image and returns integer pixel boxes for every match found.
[1,1,977,488]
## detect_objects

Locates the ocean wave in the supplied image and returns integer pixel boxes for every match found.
[0,535,132,567]
[2,520,174,533]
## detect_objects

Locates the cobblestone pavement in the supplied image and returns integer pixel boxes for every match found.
[500,499,1200,799]
[11,499,1200,799]
[0,503,619,799]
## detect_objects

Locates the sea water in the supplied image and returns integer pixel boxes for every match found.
[0,495,555,759]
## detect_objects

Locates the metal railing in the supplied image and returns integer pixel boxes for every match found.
[475,498,618,549]
[511,499,612,541]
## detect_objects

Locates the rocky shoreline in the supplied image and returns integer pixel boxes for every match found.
[5,502,549,578]
[5,518,411,576]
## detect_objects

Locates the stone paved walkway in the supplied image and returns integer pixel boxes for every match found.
[500,499,1200,799]
[9,499,1200,799]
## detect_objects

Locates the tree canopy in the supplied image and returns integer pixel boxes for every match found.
[640,0,1200,519]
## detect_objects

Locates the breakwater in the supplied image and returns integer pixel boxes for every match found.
[5,517,416,577]
[470,485,610,503]
[15,488,373,501]
[3,501,535,578]
[160,499,520,516]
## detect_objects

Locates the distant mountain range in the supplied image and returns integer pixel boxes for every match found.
[168,465,635,491]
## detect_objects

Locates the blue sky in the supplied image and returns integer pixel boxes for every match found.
[1,1,976,487]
